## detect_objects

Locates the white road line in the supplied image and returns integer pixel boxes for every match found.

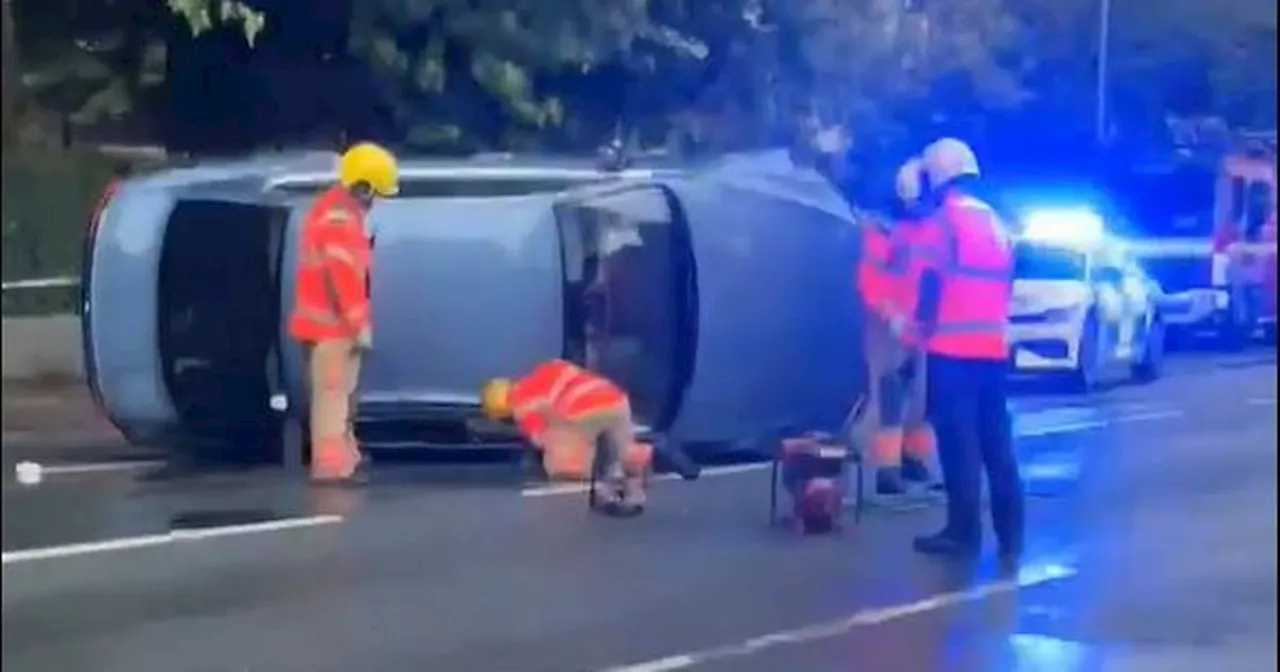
[522,410,1184,498]
[597,563,1078,672]
[1,515,343,566]
[521,463,767,498]
[1112,410,1183,423]
[34,460,166,476]
[1015,420,1108,437]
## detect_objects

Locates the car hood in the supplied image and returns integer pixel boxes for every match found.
[357,195,565,408]
[1011,280,1090,315]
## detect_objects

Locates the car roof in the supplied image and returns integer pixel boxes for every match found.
[128,150,686,193]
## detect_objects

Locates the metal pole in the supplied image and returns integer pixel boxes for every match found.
[1095,0,1112,144]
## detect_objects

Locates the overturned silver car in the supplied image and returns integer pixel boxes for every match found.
[82,150,870,460]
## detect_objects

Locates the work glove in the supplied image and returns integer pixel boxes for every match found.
[356,326,373,351]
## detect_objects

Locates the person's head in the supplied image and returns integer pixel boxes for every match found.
[338,142,400,210]
[481,378,514,420]
[895,157,925,207]
[921,137,980,191]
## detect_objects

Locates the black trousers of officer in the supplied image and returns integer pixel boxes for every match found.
[925,354,1025,549]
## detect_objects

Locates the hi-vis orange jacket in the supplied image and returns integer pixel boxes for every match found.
[858,224,895,319]
[288,186,372,343]
[510,360,628,442]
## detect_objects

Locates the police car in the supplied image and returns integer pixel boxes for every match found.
[1008,208,1166,391]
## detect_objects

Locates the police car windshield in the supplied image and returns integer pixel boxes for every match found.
[1015,244,1087,280]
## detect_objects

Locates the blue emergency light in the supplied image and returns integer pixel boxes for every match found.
[1020,207,1106,246]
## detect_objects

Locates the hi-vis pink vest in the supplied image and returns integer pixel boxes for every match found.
[910,193,1013,360]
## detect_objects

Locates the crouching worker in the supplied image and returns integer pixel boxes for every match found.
[481,359,656,517]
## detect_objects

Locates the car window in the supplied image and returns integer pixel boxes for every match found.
[1091,262,1124,285]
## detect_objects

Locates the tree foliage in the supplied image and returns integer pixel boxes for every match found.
[2,0,1274,155]
[166,0,266,46]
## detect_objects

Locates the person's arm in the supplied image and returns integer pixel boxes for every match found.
[914,219,956,340]
[914,269,942,339]
[316,212,369,337]
[516,410,549,446]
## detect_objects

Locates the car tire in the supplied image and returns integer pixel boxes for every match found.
[1069,313,1101,393]
[1132,316,1164,382]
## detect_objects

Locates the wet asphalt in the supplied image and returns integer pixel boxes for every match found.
[1,352,1276,672]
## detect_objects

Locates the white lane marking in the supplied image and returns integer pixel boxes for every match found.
[1,515,343,566]
[1016,420,1108,437]
[521,463,767,498]
[1112,410,1183,423]
[35,460,166,476]
[521,409,1185,498]
[597,563,1078,672]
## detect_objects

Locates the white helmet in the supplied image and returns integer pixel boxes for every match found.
[895,157,924,204]
[921,137,980,185]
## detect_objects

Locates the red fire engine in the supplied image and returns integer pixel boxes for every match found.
[1212,133,1277,345]
[1125,125,1276,348]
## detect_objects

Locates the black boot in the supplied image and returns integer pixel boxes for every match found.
[901,456,931,483]
[876,466,908,495]
[912,530,980,558]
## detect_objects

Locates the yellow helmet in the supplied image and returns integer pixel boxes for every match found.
[481,378,514,420]
[338,142,400,197]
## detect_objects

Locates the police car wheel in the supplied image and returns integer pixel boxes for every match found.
[1132,318,1164,382]
[1070,315,1101,393]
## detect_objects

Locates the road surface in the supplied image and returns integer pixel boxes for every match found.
[2,352,1276,671]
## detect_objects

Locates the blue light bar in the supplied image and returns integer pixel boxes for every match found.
[1020,208,1105,245]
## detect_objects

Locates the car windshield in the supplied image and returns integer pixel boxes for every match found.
[1015,244,1087,280]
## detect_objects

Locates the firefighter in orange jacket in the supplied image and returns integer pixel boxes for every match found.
[482,360,657,516]
[909,138,1023,562]
[288,142,398,485]
[867,157,937,495]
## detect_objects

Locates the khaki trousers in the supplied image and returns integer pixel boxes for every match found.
[864,315,933,467]
[305,339,363,480]
[542,403,648,505]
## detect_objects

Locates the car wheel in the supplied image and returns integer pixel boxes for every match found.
[1069,314,1101,393]
[1132,316,1164,382]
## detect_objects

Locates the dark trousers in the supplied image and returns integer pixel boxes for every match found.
[925,355,1024,548]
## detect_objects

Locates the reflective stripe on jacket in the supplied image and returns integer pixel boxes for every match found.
[510,360,627,441]
[288,186,372,342]
[912,193,1013,360]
